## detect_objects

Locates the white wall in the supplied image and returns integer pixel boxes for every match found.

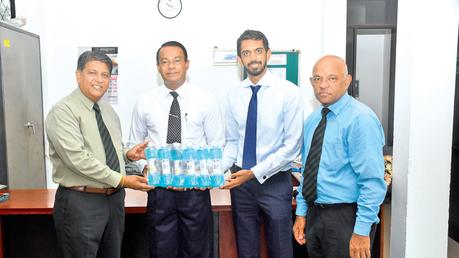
[15,0,346,187]
[390,0,459,257]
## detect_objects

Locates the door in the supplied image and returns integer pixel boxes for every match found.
[347,27,396,151]
[0,23,45,189]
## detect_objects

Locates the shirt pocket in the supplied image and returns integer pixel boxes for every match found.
[184,112,204,145]
[321,126,347,172]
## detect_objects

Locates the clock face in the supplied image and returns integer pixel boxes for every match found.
[157,0,182,19]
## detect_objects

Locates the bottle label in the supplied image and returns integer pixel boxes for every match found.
[162,160,171,175]
[184,160,196,175]
[213,159,222,175]
[174,160,182,175]
[147,159,156,175]
[200,160,208,175]
[207,159,214,174]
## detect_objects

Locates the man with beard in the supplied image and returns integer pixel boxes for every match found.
[221,30,303,258]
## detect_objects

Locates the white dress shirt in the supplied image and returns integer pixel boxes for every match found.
[222,70,303,184]
[129,82,225,169]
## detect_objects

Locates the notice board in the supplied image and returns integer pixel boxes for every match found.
[243,50,300,86]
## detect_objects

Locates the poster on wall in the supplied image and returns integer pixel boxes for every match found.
[78,46,118,104]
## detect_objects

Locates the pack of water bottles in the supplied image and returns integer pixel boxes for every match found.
[144,143,225,188]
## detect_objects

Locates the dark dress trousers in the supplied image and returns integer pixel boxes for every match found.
[147,188,213,258]
[53,186,125,258]
[230,165,293,258]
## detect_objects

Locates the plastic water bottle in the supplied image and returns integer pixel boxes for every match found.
[206,146,215,187]
[210,146,224,187]
[145,143,161,186]
[170,143,184,188]
[157,146,172,187]
[182,146,197,188]
[196,147,210,188]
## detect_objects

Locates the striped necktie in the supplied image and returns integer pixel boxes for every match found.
[167,91,181,144]
[93,103,120,172]
[302,107,330,204]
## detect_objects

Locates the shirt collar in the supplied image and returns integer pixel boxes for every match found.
[74,88,98,111]
[241,70,275,88]
[161,81,189,98]
[325,92,350,116]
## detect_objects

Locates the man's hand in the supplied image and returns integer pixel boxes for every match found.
[349,233,371,258]
[122,175,154,191]
[220,169,254,189]
[126,142,148,161]
[293,216,307,245]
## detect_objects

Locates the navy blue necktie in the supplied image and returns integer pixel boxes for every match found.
[242,85,261,169]
[302,107,330,204]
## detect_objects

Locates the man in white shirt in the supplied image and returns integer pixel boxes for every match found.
[221,30,303,258]
[129,41,224,258]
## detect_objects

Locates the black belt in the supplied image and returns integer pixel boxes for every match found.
[308,202,357,209]
[230,164,291,174]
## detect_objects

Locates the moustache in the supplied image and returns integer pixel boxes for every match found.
[248,61,262,66]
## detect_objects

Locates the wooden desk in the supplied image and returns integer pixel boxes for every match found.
[0,189,249,258]
[0,189,383,258]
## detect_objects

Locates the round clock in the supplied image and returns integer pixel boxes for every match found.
[157,0,182,19]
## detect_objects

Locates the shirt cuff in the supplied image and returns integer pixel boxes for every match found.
[107,172,123,188]
[251,165,267,184]
[135,160,147,172]
[353,221,373,236]
[295,198,308,216]
[221,158,234,172]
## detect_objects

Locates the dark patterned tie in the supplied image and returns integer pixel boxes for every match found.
[167,91,181,144]
[242,85,261,169]
[302,107,330,204]
[93,103,120,172]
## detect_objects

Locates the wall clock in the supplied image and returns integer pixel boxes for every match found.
[157,0,182,19]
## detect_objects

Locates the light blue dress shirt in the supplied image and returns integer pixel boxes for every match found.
[296,93,387,236]
[222,70,303,184]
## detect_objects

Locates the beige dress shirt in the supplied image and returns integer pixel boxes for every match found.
[46,88,128,188]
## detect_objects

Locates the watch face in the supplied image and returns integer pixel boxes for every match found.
[157,0,182,19]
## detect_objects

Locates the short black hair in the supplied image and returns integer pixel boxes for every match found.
[77,51,113,73]
[156,41,188,65]
[237,30,270,57]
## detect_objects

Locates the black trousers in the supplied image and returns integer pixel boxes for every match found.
[230,165,293,258]
[306,203,377,258]
[53,186,125,258]
[147,188,213,258]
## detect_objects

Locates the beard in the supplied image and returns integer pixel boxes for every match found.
[244,60,267,77]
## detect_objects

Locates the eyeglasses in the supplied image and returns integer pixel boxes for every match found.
[310,76,339,85]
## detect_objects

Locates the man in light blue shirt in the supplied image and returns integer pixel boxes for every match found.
[293,55,387,258]
[221,30,303,258]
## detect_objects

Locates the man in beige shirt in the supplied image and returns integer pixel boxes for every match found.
[46,51,152,258]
